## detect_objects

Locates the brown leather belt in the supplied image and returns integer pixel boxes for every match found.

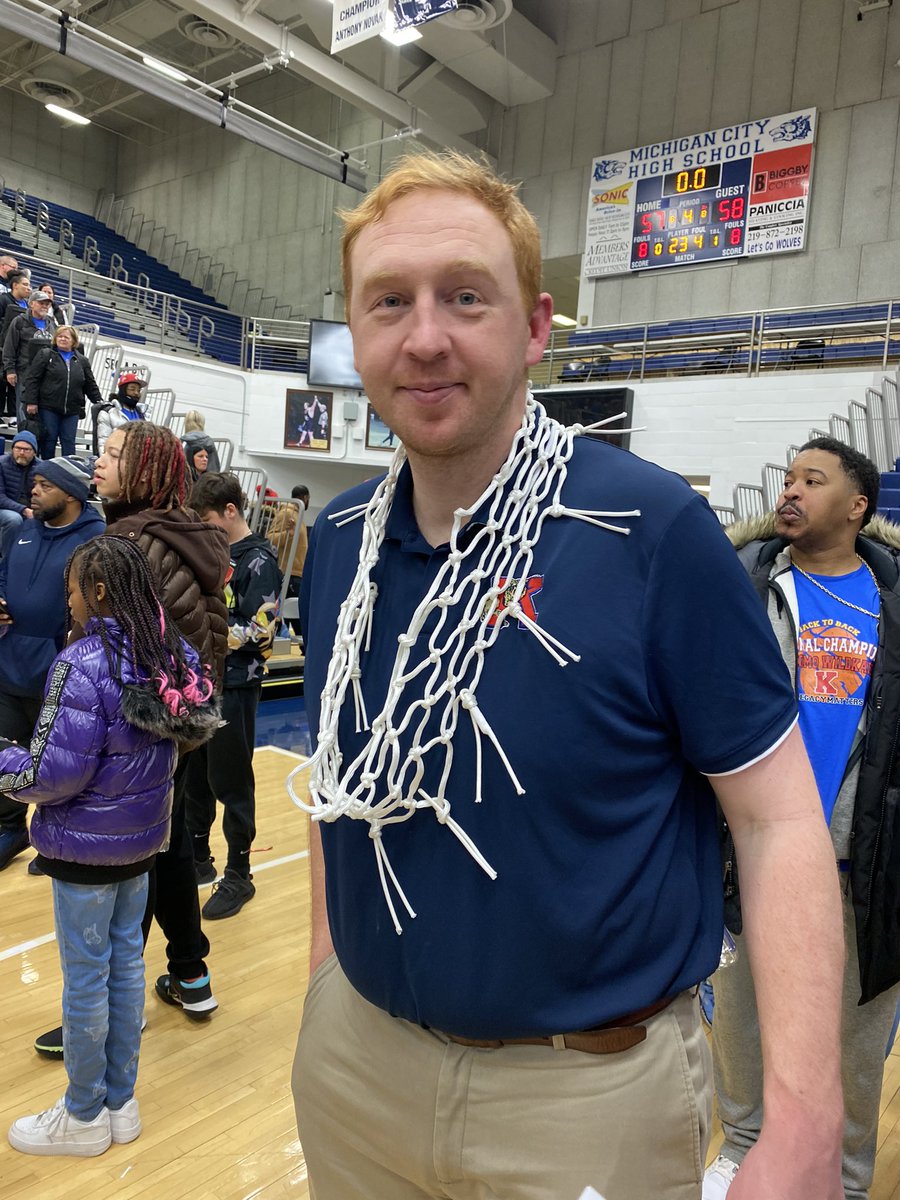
[443,994,677,1056]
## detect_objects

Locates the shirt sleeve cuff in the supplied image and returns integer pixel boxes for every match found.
[704,714,798,778]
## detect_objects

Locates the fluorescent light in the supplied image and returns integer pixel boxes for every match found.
[381,10,423,45]
[382,25,422,45]
[552,314,578,328]
[45,103,91,125]
[142,55,189,83]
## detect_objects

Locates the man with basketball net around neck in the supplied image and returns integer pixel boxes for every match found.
[291,152,843,1200]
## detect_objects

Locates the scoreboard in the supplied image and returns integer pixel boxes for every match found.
[582,109,816,279]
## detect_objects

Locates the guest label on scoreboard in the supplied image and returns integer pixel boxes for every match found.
[582,109,816,279]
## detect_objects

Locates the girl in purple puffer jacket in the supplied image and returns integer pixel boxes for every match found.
[0,536,219,1159]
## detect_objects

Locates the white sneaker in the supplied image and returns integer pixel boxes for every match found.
[108,1097,142,1144]
[8,1097,111,1157]
[703,1154,740,1199]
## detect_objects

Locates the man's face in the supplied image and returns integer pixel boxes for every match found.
[125,382,142,401]
[775,450,867,548]
[0,257,17,280]
[31,475,71,523]
[94,427,126,500]
[11,279,30,301]
[347,189,552,468]
[30,299,52,320]
[12,441,35,467]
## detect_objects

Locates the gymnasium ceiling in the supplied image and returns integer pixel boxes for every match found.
[0,0,558,147]
[0,0,584,317]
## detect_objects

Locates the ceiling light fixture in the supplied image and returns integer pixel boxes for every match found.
[381,11,423,46]
[142,55,189,83]
[45,103,91,125]
[552,314,578,328]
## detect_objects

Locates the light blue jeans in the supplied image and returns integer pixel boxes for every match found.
[53,875,147,1121]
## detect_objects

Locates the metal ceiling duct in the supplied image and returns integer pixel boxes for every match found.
[0,0,368,190]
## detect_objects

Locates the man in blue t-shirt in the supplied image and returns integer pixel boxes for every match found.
[292,154,845,1200]
[707,438,900,1200]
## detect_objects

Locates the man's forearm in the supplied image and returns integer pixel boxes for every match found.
[308,821,335,977]
[736,810,844,1129]
[713,726,844,1196]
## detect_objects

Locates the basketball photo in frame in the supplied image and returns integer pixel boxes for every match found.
[285,389,333,453]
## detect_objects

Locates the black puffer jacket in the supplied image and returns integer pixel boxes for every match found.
[731,512,900,1003]
[23,347,103,416]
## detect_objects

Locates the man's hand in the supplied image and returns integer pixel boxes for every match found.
[0,599,12,625]
[729,1126,843,1200]
[25,405,37,416]
[6,373,15,385]
[22,508,32,520]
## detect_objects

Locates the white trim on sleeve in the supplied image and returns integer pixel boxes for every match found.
[704,715,798,779]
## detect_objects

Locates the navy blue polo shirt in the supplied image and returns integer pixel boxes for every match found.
[301,435,796,1038]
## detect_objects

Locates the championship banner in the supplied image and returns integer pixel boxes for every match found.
[394,0,459,30]
[582,108,817,279]
[331,0,390,53]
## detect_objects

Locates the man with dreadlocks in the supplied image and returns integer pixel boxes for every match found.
[291,152,845,1200]
[31,423,229,1061]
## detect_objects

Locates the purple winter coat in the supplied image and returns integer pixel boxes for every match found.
[0,618,181,868]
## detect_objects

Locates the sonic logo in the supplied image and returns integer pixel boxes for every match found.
[593,159,625,183]
[771,114,812,142]
[485,575,544,629]
[593,183,633,205]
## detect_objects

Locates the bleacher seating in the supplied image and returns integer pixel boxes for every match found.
[559,304,900,383]
[1,190,243,366]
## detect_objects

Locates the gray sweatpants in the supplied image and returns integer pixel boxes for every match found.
[711,886,900,1199]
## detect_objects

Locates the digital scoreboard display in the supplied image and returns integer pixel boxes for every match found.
[582,109,816,279]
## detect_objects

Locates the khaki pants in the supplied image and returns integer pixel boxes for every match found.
[293,956,711,1200]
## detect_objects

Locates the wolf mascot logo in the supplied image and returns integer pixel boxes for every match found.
[593,159,625,183]
[770,114,813,143]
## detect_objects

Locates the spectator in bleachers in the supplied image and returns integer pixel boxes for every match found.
[0,271,32,336]
[181,412,221,478]
[3,290,58,429]
[24,327,103,460]
[92,372,148,455]
[38,283,70,327]
[184,471,281,918]
[0,430,37,556]
[0,272,32,427]
[0,455,104,872]
[0,253,19,293]
[266,484,309,637]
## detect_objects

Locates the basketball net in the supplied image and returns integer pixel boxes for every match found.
[288,397,640,932]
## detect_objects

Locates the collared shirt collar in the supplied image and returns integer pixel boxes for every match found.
[383,460,491,555]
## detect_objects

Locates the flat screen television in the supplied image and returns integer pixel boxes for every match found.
[531,386,634,452]
[306,318,364,391]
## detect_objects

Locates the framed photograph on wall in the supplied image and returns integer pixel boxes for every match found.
[365,407,397,451]
[285,389,333,453]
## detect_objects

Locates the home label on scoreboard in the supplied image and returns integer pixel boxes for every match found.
[582,109,816,279]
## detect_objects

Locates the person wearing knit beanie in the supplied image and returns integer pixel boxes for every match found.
[31,455,94,505]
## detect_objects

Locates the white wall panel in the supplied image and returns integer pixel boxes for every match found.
[840,99,898,246]
[710,0,757,125]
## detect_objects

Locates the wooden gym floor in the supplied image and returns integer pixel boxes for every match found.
[2,745,900,1198]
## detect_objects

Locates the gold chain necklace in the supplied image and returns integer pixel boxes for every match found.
[791,554,880,620]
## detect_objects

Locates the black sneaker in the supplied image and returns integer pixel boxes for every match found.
[35,1013,147,1060]
[0,827,29,870]
[34,1025,64,1059]
[194,856,217,886]
[201,869,255,920]
[155,973,218,1020]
